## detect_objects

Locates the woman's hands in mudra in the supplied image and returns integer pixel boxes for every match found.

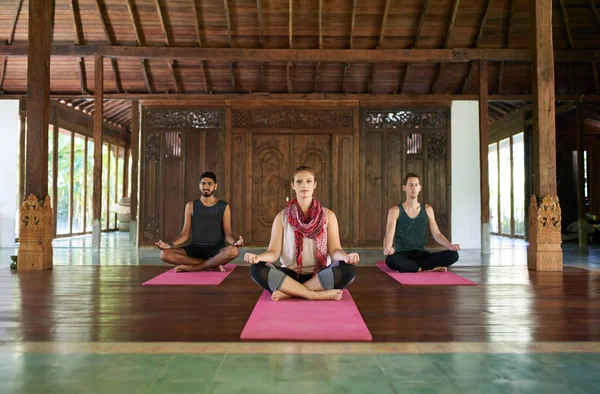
[344,253,360,265]
[244,253,260,265]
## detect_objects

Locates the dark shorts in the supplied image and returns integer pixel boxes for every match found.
[182,244,224,260]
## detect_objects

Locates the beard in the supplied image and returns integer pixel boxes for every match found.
[202,190,215,197]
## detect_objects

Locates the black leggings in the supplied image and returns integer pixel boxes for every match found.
[250,261,356,293]
[385,250,459,272]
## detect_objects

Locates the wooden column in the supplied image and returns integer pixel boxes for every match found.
[528,0,562,271]
[123,146,129,198]
[479,59,490,254]
[18,0,53,270]
[576,104,587,252]
[92,55,104,250]
[130,99,139,245]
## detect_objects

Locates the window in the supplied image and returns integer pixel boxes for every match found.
[488,132,526,238]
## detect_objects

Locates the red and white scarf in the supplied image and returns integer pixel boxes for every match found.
[286,198,328,276]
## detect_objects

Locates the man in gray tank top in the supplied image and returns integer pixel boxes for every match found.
[382,173,460,272]
[156,171,244,272]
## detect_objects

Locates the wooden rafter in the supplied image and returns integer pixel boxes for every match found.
[592,0,600,24]
[497,62,504,94]
[257,0,265,91]
[1,0,24,93]
[287,0,293,94]
[69,0,89,94]
[314,0,322,93]
[191,0,211,94]
[155,0,182,93]
[559,0,575,48]
[125,0,153,94]
[402,0,430,94]
[430,0,461,93]
[370,0,391,93]
[461,0,493,94]
[223,0,236,92]
[141,59,153,93]
[93,0,122,93]
[594,62,600,94]
[497,0,515,96]
[342,0,357,93]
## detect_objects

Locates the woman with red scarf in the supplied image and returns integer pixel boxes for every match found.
[245,166,359,301]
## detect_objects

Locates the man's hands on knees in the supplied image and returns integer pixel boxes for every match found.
[233,236,244,247]
[155,240,173,250]
[449,244,460,251]
[383,247,395,256]
[244,253,260,264]
[344,253,360,265]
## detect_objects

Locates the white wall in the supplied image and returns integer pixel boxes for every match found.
[451,101,481,249]
[0,100,20,247]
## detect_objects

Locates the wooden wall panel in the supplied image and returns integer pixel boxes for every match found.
[183,132,201,204]
[230,133,246,236]
[292,134,332,208]
[360,132,383,243]
[162,158,183,241]
[338,135,353,242]
[204,131,222,188]
[384,132,404,224]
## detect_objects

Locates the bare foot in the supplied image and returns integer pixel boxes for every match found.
[430,266,448,272]
[206,265,226,272]
[312,289,343,301]
[174,265,194,272]
[271,290,292,301]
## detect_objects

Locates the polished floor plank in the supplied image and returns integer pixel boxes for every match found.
[2,264,599,343]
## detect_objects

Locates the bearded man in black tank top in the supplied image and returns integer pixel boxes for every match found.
[156,171,244,272]
[382,173,460,273]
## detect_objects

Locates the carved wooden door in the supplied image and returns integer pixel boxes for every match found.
[251,134,332,243]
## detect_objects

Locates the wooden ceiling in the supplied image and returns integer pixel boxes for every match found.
[1,0,600,130]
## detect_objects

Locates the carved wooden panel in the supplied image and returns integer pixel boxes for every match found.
[364,109,447,129]
[252,135,290,243]
[230,134,246,237]
[232,109,353,129]
[146,109,221,129]
[338,136,354,242]
[360,132,383,243]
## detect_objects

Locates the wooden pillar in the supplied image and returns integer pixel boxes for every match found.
[92,55,104,250]
[576,104,588,252]
[123,145,129,198]
[528,0,563,271]
[130,99,139,245]
[18,0,53,270]
[479,59,490,254]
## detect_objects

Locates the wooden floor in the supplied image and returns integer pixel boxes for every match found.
[3,265,600,343]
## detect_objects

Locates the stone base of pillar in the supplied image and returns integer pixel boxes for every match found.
[92,219,101,250]
[129,220,137,245]
[17,194,53,270]
[481,222,491,254]
[527,194,563,271]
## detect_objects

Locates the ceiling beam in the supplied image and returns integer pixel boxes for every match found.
[0,0,23,93]
[461,0,493,94]
[287,0,292,93]
[1,45,598,62]
[342,0,357,94]
[223,0,236,92]
[191,0,211,94]
[430,0,461,93]
[314,0,322,93]
[593,62,600,94]
[154,0,182,94]
[69,0,89,94]
[592,0,600,24]
[141,59,153,93]
[257,0,265,92]
[93,0,122,93]
[402,0,430,94]
[370,0,391,93]
[559,0,575,48]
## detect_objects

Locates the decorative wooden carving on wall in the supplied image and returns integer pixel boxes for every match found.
[232,109,354,129]
[364,110,447,129]
[146,131,160,162]
[18,194,53,270]
[529,194,562,233]
[146,109,221,129]
[165,132,182,157]
[527,194,563,271]
[143,214,159,240]
[427,132,447,158]
[406,133,422,154]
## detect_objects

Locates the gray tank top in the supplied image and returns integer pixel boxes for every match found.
[190,199,227,247]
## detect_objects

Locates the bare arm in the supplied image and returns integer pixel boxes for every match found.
[244,212,283,264]
[383,206,400,255]
[327,210,359,264]
[425,205,460,251]
[155,201,193,249]
[222,204,244,246]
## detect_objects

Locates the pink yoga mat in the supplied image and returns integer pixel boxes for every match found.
[240,290,372,341]
[142,264,236,286]
[376,261,477,286]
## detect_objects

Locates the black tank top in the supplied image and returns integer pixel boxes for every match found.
[190,199,227,247]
